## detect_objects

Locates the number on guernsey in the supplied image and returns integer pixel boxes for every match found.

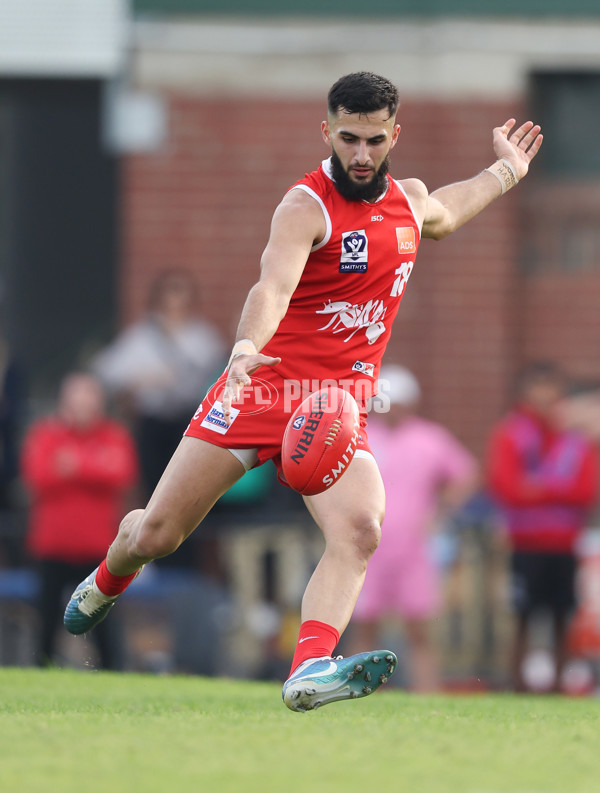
[390,261,414,298]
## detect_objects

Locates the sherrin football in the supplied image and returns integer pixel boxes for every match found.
[281,386,361,496]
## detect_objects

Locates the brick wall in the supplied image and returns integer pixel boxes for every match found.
[520,181,600,387]
[120,95,554,455]
[121,97,327,330]
[381,100,523,453]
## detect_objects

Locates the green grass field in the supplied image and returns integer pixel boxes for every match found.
[1,668,599,793]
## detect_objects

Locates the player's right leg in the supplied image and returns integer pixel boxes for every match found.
[64,437,246,635]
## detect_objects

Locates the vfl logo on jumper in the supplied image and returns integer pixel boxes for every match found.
[339,230,368,273]
[396,226,416,254]
[200,401,239,435]
[317,299,387,345]
[352,360,375,377]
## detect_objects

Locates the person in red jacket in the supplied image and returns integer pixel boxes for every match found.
[486,362,599,692]
[21,372,138,668]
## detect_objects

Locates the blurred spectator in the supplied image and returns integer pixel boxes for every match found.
[486,361,599,692]
[92,269,226,498]
[561,386,600,441]
[350,365,479,692]
[21,372,139,668]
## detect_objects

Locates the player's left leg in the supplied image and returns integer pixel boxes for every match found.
[282,454,397,711]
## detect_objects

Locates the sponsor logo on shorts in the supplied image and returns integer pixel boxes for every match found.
[396,226,416,255]
[340,229,368,273]
[200,401,240,435]
[352,360,375,378]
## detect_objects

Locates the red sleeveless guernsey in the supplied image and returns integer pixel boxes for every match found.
[185,158,421,466]
[261,157,421,405]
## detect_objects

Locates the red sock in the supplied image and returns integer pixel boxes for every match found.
[290,620,340,675]
[95,559,138,597]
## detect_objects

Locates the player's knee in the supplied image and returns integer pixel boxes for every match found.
[351,516,382,561]
[130,512,183,561]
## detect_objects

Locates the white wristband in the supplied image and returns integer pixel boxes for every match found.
[485,159,519,195]
[228,338,257,367]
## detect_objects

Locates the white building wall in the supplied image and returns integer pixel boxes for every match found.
[131,18,600,99]
[0,0,128,77]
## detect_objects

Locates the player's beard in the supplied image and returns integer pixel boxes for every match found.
[330,149,390,203]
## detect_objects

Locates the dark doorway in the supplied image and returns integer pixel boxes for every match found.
[0,78,118,397]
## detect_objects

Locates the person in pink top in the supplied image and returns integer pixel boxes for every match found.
[351,365,478,691]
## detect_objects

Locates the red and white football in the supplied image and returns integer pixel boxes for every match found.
[281,386,361,496]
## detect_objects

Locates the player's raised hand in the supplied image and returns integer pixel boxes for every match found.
[493,119,543,180]
[221,352,281,425]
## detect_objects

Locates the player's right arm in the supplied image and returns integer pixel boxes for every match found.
[222,188,327,423]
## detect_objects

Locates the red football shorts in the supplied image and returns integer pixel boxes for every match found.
[185,371,372,484]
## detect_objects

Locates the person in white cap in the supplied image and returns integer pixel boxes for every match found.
[350,364,479,691]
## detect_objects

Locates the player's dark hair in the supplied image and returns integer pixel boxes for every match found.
[328,72,399,119]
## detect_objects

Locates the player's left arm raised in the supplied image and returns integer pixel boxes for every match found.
[421,119,543,240]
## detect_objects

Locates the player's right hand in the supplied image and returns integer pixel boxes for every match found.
[222,353,281,425]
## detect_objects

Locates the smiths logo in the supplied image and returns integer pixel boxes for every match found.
[396,227,416,255]
[340,230,368,273]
